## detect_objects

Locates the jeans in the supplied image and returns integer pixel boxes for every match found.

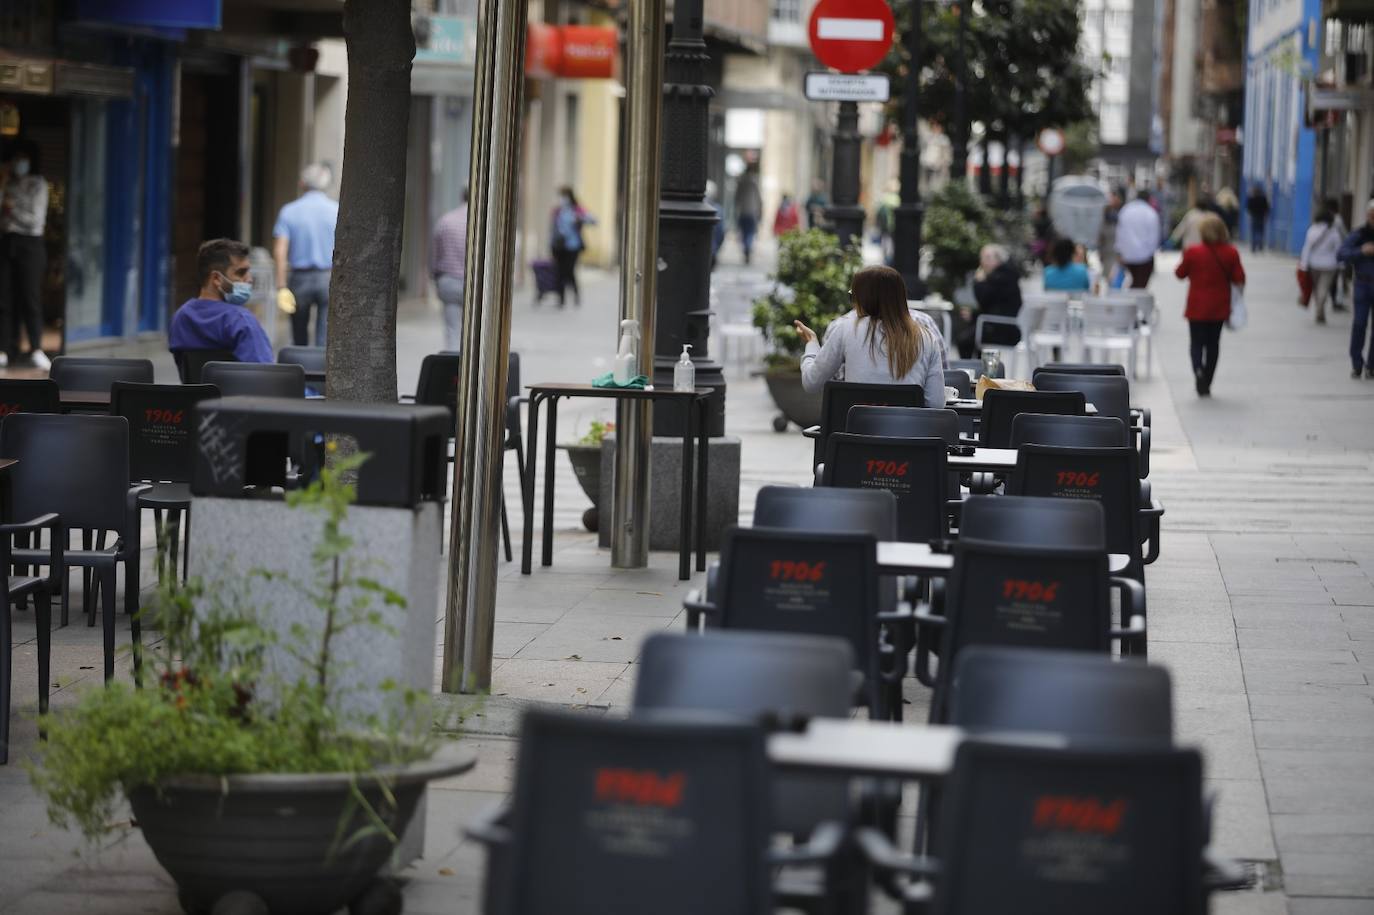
[1124,259,1154,289]
[1251,218,1265,252]
[288,268,329,346]
[1310,269,1337,321]
[1353,283,1374,372]
[738,214,759,264]
[436,273,464,352]
[1189,320,1224,390]
[552,247,581,306]
[0,233,46,358]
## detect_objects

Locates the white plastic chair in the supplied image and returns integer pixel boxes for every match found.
[1023,293,1071,368]
[1080,297,1141,378]
[1108,290,1157,379]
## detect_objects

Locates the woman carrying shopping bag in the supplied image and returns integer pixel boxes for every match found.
[1299,206,1344,324]
[1175,214,1246,397]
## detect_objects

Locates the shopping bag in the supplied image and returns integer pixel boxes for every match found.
[1109,264,1127,289]
[1227,284,1248,330]
[1296,267,1312,307]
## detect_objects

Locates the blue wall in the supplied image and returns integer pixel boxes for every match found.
[1241,0,1322,255]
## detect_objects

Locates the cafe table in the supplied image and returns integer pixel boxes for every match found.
[877,541,1132,577]
[58,389,112,412]
[767,718,1066,779]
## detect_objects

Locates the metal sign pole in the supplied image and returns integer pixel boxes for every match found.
[610,0,666,569]
[442,0,527,693]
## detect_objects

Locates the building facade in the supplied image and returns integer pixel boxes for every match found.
[1242,0,1321,253]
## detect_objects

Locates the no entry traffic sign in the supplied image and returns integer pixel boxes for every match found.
[807,0,896,74]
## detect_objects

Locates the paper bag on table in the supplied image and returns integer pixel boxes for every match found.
[975,376,1036,401]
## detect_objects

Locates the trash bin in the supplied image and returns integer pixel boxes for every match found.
[1048,176,1108,247]
[188,395,451,865]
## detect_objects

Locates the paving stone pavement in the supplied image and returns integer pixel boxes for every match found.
[2,248,1372,913]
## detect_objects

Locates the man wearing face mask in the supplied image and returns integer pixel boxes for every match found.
[0,142,51,369]
[168,239,273,364]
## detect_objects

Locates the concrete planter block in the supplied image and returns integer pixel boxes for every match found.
[596,434,742,552]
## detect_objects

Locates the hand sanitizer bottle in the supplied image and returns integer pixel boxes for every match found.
[614,319,639,384]
[673,344,695,392]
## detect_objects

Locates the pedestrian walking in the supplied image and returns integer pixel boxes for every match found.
[705,180,725,271]
[773,193,801,237]
[1299,207,1343,324]
[794,264,946,406]
[1337,198,1374,379]
[550,186,595,307]
[1175,214,1245,397]
[1324,198,1349,312]
[431,188,468,351]
[804,180,828,230]
[273,163,338,347]
[1246,185,1270,253]
[1098,187,1123,283]
[1115,189,1162,288]
[0,141,50,369]
[1170,195,1220,250]
[1216,186,1241,233]
[734,169,762,265]
[169,238,274,364]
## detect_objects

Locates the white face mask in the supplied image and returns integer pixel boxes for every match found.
[11,159,30,178]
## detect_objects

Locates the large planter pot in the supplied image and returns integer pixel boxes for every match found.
[129,752,474,915]
[763,369,822,432]
[559,443,602,532]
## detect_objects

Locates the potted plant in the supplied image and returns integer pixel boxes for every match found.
[751,228,862,431]
[559,419,611,532]
[29,454,473,915]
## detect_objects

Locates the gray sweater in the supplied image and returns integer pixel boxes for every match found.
[801,310,947,407]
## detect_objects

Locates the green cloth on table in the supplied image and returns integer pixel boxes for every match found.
[592,372,648,389]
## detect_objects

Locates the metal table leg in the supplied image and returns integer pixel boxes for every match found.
[678,397,695,581]
[697,396,709,572]
[541,396,560,567]
[521,393,542,574]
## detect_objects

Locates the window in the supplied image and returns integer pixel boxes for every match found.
[771,0,801,24]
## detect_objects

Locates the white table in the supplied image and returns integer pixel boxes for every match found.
[877,541,1132,577]
[947,398,1098,416]
[767,718,1066,778]
[947,447,1019,473]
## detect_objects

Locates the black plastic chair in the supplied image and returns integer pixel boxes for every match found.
[949,645,1172,743]
[686,526,896,720]
[943,370,972,399]
[48,356,154,393]
[1032,371,1150,477]
[845,406,959,443]
[200,362,305,398]
[1,508,61,765]
[0,414,144,682]
[807,381,926,468]
[0,379,59,416]
[1035,361,1125,376]
[1011,413,1128,448]
[914,497,1145,723]
[110,382,221,585]
[277,345,326,387]
[175,349,235,384]
[822,434,951,542]
[408,351,526,562]
[978,389,1085,448]
[753,483,898,538]
[469,710,842,915]
[862,741,1231,914]
[1008,444,1159,657]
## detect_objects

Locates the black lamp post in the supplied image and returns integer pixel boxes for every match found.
[890,0,924,296]
[950,0,969,180]
[653,0,726,436]
[825,101,867,248]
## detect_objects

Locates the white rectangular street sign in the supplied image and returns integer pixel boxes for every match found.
[816,17,886,40]
[804,72,891,103]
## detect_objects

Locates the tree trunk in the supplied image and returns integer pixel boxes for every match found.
[998,135,1011,208]
[326,0,415,403]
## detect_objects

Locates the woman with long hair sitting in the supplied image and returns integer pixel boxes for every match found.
[794,264,946,406]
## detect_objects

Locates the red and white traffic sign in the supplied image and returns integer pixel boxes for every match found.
[807,0,895,74]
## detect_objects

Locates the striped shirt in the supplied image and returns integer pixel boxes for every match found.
[431,205,468,280]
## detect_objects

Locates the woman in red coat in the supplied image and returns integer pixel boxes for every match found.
[1175,214,1246,396]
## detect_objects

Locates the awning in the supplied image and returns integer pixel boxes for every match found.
[0,54,135,99]
[1308,85,1374,111]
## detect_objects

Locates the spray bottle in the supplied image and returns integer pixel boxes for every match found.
[614,319,640,385]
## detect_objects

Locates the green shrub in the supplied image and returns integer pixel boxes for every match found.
[924,181,995,297]
[752,228,862,369]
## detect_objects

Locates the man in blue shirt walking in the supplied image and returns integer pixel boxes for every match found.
[168,238,273,365]
[1337,198,1374,379]
[273,164,338,347]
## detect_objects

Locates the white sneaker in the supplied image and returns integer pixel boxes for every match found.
[0,353,8,368]
[30,350,50,371]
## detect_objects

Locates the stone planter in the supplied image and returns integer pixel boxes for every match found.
[560,442,603,532]
[763,369,822,432]
[129,752,474,915]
